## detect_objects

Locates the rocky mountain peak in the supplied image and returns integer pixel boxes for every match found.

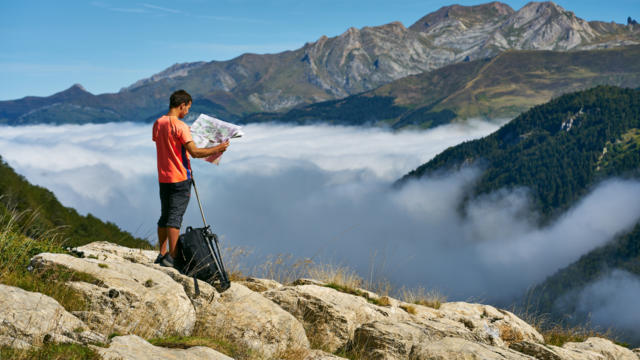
[509,1,576,27]
[409,2,515,32]
[500,1,597,49]
[50,83,92,100]
[70,83,87,92]
[122,61,206,92]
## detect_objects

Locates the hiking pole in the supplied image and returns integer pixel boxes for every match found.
[191,174,208,228]
[190,172,230,290]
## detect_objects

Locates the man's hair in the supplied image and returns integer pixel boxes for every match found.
[169,90,192,109]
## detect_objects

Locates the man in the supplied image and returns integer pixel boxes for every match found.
[152,89,229,267]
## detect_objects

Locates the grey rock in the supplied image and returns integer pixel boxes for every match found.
[30,251,196,338]
[509,341,562,360]
[409,337,536,359]
[437,302,544,346]
[264,284,410,352]
[0,284,105,349]
[198,282,310,358]
[94,335,232,360]
[560,337,638,359]
[238,277,283,292]
[303,349,348,359]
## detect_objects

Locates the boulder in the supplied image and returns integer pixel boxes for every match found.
[409,337,536,360]
[238,277,283,292]
[198,282,310,358]
[30,252,195,338]
[94,335,232,360]
[351,318,483,359]
[509,341,563,360]
[293,278,326,286]
[263,284,410,352]
[0,284,105,349]
[75,241,158,264]
[438,302,544,347]
[303,349,349,359]
[558,337,638,360]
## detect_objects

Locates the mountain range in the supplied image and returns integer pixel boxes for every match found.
[245,45,640,127]
[1,1,639,126]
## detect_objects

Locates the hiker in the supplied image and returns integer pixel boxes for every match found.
[152,89,229,267]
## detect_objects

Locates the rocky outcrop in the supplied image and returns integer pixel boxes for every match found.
[0,284,105,349]
[303,349,349,359]
[94,335,232,360]
[238,277,283,292]
[264,284,411,352]
[437,302,544,346]
[30,251,196,338]
[409,337,535,359]
[197,282,310,358]
[349,302,544,359]
[0,241,635,360]
[30,242,310,359]
[554,337,639,359]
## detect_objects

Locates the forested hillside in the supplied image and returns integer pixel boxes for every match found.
[0,156,151,249]
[527,222,640,316]
[400,86,640,220]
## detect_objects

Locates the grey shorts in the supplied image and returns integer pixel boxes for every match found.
[158,179,192,229]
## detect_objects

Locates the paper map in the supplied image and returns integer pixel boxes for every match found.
[190,114,244,164]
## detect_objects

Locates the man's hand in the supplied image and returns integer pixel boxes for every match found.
[185,140,230,158]
[216,140,230,153]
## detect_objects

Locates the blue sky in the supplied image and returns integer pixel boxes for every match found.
[1,0,638,100]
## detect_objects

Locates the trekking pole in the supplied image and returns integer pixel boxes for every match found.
[191,174,208,228]
[190,171,230,288]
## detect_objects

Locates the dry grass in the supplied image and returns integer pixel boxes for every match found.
[400,304,417,315]
[221,245,253,281]
[257,253,313,285]
[399,286,446,309]
[306,263,362,289]
[514,307,623,348]
[540,323,612,347]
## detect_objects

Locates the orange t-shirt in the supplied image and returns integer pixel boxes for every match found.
[152,115,193,183]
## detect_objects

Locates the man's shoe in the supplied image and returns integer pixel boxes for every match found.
[161,254,174,267]
[154,253,164,264]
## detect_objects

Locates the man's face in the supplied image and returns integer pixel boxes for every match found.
[178,102,192,119]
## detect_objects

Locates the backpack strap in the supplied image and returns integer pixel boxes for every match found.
[193,276,200,297]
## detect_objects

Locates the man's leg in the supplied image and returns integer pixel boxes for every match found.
[157,227,168,256]
[168,227,180,258]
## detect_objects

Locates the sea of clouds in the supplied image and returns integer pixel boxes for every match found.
[1,120,640,342]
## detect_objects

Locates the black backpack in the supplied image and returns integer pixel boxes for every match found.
[174,225,231,293]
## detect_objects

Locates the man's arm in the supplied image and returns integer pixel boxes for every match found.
[184,140,229,158]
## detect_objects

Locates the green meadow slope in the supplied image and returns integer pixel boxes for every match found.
[0,156,151,249]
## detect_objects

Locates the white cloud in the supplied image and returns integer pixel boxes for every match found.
[576,270,640,344]
[91,1,149,14]
[142,3,183,14]
[1,120,639,308]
